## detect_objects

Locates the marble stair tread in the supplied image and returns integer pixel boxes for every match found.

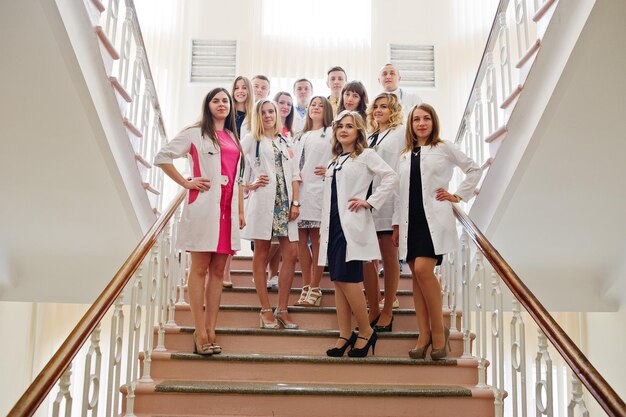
[222,286,415,295]
[154,380,473,397]
[168,351,460,366]
[181,326,448,338]
[229,269,413,278]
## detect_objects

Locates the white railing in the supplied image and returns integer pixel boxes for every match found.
[454,0,556,169]
[11,194,186,417]
[440,207,625,417]
[99,0,168,211]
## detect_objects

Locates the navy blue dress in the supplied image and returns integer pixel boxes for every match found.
[406,147,443,265]
[327,163,364,283]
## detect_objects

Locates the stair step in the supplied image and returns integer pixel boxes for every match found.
[225,269,415,291]
[219,286,417,309]
[146,351,481,385]
[158,327,472,358]
[174,304,462,332]
[127,380,494,417]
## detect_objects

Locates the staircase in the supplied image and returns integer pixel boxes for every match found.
[127,256,495,417]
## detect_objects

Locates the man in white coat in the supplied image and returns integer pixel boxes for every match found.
[378,63,421,115]
[292,78,313,134]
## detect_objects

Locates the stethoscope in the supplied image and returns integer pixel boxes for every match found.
[368,129,391,151]
[325,153,351,180]
[254,134,290,167]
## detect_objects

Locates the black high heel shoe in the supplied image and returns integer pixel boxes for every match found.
[374,316,393,333]
[326,332,357,357]
[356,314,380,332]
[348,331,378,358]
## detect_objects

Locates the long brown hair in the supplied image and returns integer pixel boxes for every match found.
[231,76,253,121]
[331,110,368,159]
[273,91,295,135]
[337,81,369,121]
[404,103,442,153]
[302,96,333,133]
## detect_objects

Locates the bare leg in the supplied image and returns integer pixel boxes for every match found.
[222,255,233,286]
[268,243,280,278]
[276,237,298,325]
[309,228,323,288]
[189,252,211,347]
[252,239,275,324]
[377,234,400,327]
[204,253,228,343]
[335,281,373,349]
[362,261,381,323]
[409,257,441,349]
[297,229,312,287]
[333,283,353,347]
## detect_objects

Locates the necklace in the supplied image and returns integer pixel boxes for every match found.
[412,146,421,156]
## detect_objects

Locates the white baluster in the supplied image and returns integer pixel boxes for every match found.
[448,250,458,336]
[104,0,120,43]
[473,88,485,165]
[82,325,102,417]
[166,212,179,326]
[140,244,159,382]
[155,226,171,351]
[567,372,589,417]
[514,0,530,59]
[129,49,143,125]
[124,265,143,417]
[498,11,513,102]
[118,7,134,89]
[511,299,528,417]
[52,364,73,417]
[535,329,554,417]
[485,52,499,134]
[491,271,505,417]
[174,206,187,306]
[106,296,124,417]
[460,231,471,358]
[473,252,488,388]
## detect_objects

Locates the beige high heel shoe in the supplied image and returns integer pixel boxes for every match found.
[274,309,299,329]
[259,308,280,329]
[193,332,213,356]
[408,335,432,360]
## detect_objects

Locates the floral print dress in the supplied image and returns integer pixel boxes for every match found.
[271,141,290,237]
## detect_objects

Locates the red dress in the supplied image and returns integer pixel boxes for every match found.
[215,130,240,255]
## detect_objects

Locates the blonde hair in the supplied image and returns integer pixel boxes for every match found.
[366,93,403,133]
[331,110,368,159]
[404,103,442,153]
[252,99,282,141]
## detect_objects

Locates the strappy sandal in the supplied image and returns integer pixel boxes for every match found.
[259,308,280,329]
[303,287,322,307]
[295,285,310,306]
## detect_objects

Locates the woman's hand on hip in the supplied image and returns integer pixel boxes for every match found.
[347,198,372,212]
[185,177,211,191]
[435,188,458,202]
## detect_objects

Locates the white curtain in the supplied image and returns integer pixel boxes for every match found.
[252,0,372,94]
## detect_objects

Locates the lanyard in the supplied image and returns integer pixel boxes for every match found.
[368,129,391,150]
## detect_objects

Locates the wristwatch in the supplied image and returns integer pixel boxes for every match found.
[292,200,301,207]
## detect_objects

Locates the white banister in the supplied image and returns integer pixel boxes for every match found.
[105,296,124,417]
[52,365,73,417]
[535,329,554,417]
[511,299,528,417]
[81,325,102,417]
[567,372,590,417]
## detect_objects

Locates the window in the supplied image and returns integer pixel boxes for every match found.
[389,44,435,88]
[190,40,238,83]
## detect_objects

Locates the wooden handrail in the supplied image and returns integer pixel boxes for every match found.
[8,190,186,417]
[453,205,626,417]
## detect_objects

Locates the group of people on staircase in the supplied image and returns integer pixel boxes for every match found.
[154,64,481,360]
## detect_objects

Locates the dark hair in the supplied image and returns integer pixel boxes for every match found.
[404,103,442,152]
[273,91,295,135]
[327,66,347,77]
[338,81,369,121]
[194,88,244,168]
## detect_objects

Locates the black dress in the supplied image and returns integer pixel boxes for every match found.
[406,147,443,265]
[327,162,364,283]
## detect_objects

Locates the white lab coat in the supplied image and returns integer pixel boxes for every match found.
[368,126,405,231]
[318,149,398,265]
[393,141,481,260]
[154,127,242,252]
[293,107,307,134]
[293,127,333,222]
[389,88,422,118]
[240,133,300,241]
